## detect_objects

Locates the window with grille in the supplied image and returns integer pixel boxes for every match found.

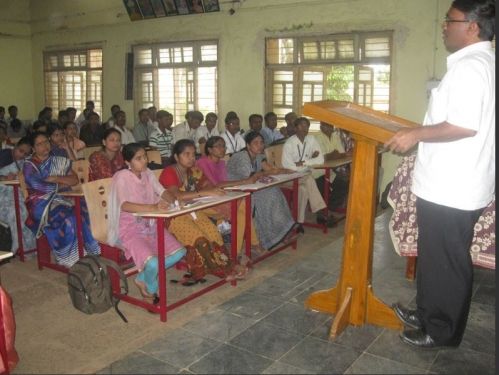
[44,48,103,116]
[266,31,392,129]
[133,40,218,124]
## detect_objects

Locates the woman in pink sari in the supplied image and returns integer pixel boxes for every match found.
[196,136,264,256]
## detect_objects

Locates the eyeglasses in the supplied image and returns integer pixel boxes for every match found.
[443,17,470,24]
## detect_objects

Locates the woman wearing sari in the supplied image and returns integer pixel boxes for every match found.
[0,137,36,254]
[226,131,296,250]
[23,132,100,267]
[88,128,125,181]
[159,139,246,280]
[108,143,186,302]
[196,136,264,255]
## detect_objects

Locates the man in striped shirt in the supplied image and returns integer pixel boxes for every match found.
[149,110,174,166]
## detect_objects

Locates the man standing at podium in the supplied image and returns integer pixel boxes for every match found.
[384,0,495,349]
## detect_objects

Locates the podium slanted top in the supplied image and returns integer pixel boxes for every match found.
[302,100,420,144]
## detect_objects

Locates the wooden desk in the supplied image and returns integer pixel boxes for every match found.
[224,171,304,263]
[133,191,250,322]
[0,180,30,262]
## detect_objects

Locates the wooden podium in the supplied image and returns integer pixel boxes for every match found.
[302,100,419,338]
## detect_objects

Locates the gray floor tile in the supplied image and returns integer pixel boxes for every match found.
[289,273,338,305]
[310,318,384,352]
[188,343,273,374]
[366,329,438,370]
[219,291,284,320]
[471,285,495,306]
[272,263,329,292]
[182,309,257,342]
[345,352,428,374]
[430,347,496,375]
[260,302,329,335]
[467,302,496,331]
[262,361,312,374]
[107,351,179,374]
[247,274,315,301]
[279,336,360,374]
[229,321,305,360]
[139,328,221,368]
[458,320,496,355]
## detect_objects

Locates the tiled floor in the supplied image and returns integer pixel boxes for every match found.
[96,212,496,374]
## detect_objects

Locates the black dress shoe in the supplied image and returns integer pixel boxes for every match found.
[296,224,304,234]
[393,302,422,329]
[400,329,456,350]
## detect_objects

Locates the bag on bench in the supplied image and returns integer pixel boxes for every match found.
[67,255,128,322]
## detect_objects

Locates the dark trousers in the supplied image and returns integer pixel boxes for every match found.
[415,197,483,346]
[316,174,349,211]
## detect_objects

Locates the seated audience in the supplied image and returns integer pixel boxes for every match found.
[196,136,264,257]
[37,107,53,127]
[160,139,241,280]
[133,108,156,146]
[0,126,13,150]
[23,132,100,267]
[47,123,69,158]
[111,110,136,145]
[108,143,186,302]
[281,117,329,228]
[172,110,204,153]
[79,112,105,146]
[57,110,70,127]
[105,104,121,128]
[147,106,158,129]
[221,111,245,155]
[197,112,220,146]
[0,136,32,169]
[314,121,352,213]
[149,110,174,167]
[248,114,263,134]
[0,136,35,254]
[0,107,6,126]
[6,105,28,139]
[66,107,77,123]
[62,121,86,160]
[281,111,298,139]
[226,131,297,250]
[261,111,284,146]
[88,128,124,181]
[75,100,97,128]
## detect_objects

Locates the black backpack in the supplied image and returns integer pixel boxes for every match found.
[67,255,128,322]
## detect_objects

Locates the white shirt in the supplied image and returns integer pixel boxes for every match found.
[197,125,220,140]
[172,121,204,152]
[221,130,245,155]
[281,134,324,175]
[412,41,495,210]
[112,124,136,145]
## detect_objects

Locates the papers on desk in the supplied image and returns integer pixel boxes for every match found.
[224,171,306,191]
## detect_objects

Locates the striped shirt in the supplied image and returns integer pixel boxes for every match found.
[149,128,173,158]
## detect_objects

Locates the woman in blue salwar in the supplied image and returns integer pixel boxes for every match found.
[23,132,99,267]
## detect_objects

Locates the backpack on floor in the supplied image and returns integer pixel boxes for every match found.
[67,255,128,322]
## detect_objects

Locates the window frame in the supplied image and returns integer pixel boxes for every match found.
[43,47,103,116]
[265,31,393,128]
[132,39,219,124]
